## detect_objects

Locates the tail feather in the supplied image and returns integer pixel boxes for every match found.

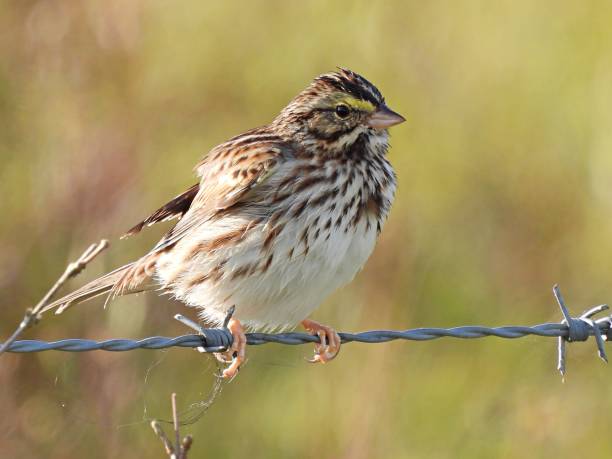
[40,262,145,315]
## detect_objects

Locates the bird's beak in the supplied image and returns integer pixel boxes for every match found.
[367,105,406,130]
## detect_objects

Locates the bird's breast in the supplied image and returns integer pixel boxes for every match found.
[157,154,396,331]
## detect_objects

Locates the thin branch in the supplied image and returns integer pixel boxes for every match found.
[0,239,109,356]
[151,393,194,459]
[172,393,181,456]
[151,420,175,457]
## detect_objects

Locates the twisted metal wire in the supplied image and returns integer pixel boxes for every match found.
[5,286,612,376]
[6,321,611,350]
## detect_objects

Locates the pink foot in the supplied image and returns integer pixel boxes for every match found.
[215,318,247,379]
[301,319,341,364]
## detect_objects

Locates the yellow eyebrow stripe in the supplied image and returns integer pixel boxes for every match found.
[342,96,376,113]
[329,93,376,113]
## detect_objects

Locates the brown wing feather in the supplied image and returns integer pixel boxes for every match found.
[122,183,200,239]
[119,138,283,293]
[151,139,283,253]
[41,132,289,315]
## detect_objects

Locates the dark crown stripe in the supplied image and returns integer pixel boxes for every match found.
[316,69,384,106]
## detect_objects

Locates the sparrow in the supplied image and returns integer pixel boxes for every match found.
[43,68,405,378]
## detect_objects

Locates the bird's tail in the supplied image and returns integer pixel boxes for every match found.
[40,261,151,315]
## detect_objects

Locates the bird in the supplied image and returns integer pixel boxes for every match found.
[42,68,405,378]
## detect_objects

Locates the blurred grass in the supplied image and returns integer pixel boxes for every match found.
[2,0,612,457]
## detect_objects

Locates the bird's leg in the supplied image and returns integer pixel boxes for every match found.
[301,319,341,363]
[216,317,247,379]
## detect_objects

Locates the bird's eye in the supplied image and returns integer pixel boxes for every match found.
[335,104,350,118]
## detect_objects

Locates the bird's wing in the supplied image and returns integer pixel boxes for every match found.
[122,183,200,238]
[44,137,287,309]
[151,139,285,252]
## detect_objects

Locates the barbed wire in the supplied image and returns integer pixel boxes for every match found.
[5,286,612,376]
[4,321,610,351]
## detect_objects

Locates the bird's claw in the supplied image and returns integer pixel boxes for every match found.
[214,317,247,379]
[302,319,341,364]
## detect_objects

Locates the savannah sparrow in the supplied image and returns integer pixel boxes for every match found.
[43,68,405,378]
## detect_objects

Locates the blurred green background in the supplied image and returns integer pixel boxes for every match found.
[2,1,612,457]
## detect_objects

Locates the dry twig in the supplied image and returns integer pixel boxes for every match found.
[0,240,109,356]
[151,393,193,459]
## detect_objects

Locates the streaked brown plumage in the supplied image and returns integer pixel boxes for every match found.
[43,68,405,377]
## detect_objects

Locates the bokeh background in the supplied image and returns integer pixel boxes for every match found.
[2,1,612,457]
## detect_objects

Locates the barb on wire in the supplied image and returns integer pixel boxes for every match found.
[174,313,232,353]
[4,286,612,376]
[553,284,608,377]
[0,240,109,356]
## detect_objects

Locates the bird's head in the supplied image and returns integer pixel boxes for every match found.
[274,68,405,155]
